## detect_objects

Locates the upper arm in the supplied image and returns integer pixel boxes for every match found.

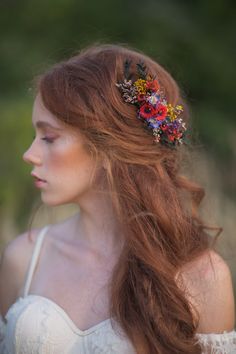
[180,250,235,334]
[0,230,37,318]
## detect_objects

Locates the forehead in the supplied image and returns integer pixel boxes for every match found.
[32,94,64,129]
[32,94,88,147]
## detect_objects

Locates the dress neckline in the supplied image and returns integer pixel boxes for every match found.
[6,294,112,336]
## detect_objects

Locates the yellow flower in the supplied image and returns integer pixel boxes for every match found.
[134,79,147,94]
[167,104,183,121]
[176,105,183,112]
[167,104,177,121]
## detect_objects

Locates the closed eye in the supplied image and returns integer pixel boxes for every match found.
[41,137,55,144]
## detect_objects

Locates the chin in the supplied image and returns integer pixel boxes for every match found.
[41,192,81,207]
[41,194,68,207]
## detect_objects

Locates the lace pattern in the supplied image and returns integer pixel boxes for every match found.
[1,300,236,354]
[0,296,136,354]
[196,330,236,354]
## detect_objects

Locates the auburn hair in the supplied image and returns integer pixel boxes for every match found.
[37,44,218,353]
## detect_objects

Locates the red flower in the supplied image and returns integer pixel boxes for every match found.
[139,103,168,121]
[137,94,146,102]
[160,123,168,131]
[139,103,157,119]
[146,80,159,92]
[168,135,175,142]
[155,104,167,121]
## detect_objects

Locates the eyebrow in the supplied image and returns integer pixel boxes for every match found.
[34,121,63,131]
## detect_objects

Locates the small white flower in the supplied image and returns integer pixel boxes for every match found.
[147,94,159,106]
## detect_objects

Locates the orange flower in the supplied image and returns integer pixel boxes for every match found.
[146,80,159,92]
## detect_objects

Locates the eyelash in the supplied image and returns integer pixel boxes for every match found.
[41,137,55,144]
[32,135,54,144]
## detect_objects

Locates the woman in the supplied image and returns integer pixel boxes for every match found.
[0,44,235,353]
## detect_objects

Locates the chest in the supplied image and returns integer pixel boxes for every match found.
[27,245,115,331]
[4,296,136,354]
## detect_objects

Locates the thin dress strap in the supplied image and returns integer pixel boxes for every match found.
[23,225,49,297]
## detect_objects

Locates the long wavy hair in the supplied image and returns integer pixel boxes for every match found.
[37,44,219,353]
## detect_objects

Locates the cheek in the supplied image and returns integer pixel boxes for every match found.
[46,143,95,186]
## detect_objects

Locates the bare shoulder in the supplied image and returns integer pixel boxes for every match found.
[178,250,235,333]
[0,228,42,317]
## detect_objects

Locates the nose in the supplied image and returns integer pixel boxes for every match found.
[22,141,42,166]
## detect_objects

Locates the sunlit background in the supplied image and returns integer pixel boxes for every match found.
[0,0,235,294]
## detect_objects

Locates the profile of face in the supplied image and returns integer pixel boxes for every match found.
[23,94,102,206]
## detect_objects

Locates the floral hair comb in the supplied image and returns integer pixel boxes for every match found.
[116,60,187,147]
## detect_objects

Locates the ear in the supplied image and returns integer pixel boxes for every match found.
[101,155,110,171]
[101,154,110,170]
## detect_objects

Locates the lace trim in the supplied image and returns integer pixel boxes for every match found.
[1,311,236,354]
[196,330,236,353]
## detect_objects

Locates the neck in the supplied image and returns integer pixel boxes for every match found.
[72,189,124,258]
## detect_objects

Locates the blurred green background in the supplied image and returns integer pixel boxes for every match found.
[0,0,235,285]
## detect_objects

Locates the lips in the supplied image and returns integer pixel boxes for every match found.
[31,172,46,182]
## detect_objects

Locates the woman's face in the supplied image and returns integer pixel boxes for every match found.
[23,94,101,206]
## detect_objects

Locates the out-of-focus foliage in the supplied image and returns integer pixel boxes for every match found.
[0,0,235,232]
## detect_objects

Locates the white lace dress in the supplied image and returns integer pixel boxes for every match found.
[1,226,235,353]
[0,307,236,354]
